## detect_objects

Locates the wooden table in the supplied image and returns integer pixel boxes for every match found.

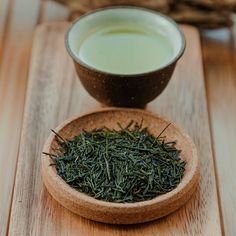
[0,1,235,235]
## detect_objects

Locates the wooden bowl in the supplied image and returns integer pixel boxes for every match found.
[41,108,199,224]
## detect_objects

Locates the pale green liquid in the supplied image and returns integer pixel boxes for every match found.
[77,24,173,74]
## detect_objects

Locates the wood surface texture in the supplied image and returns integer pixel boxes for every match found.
[7,23,222,236]
[202,27,236,236]
[0,1,69,235]
[1,0,236,235]
[0,0,41,235]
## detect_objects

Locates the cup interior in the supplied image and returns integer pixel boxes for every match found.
[66,7,185,75]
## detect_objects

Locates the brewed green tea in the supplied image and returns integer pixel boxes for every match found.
[77,24,173,74]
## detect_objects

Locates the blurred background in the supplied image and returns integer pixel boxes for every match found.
[0,0,236,235]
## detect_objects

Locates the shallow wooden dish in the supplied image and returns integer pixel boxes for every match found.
[41,108,199,224]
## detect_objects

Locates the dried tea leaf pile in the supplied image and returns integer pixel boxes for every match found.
[45,122,186,203]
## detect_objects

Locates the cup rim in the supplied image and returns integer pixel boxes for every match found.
[65,6,186,77]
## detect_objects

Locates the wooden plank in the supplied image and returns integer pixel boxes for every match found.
[0,0,10,56]
[0,0,41,235]
[202,27,236,236]
[8,23,222,235]
[40,0,69,23]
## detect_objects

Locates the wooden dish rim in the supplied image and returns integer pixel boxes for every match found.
[41,108,199,212]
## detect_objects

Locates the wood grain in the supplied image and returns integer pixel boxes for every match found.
[202,27,236,236]
[0,0,10,56]
[8,23,222,235]
[0,0,41,235]
[40,0,69,23]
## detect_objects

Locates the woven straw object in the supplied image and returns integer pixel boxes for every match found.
[54,0,236,28]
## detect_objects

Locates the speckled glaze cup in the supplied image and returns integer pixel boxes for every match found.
[65,6,185,107]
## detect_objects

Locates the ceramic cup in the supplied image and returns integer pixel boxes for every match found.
[65,6,185,107]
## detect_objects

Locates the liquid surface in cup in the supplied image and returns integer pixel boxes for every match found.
[77,23,173,75]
